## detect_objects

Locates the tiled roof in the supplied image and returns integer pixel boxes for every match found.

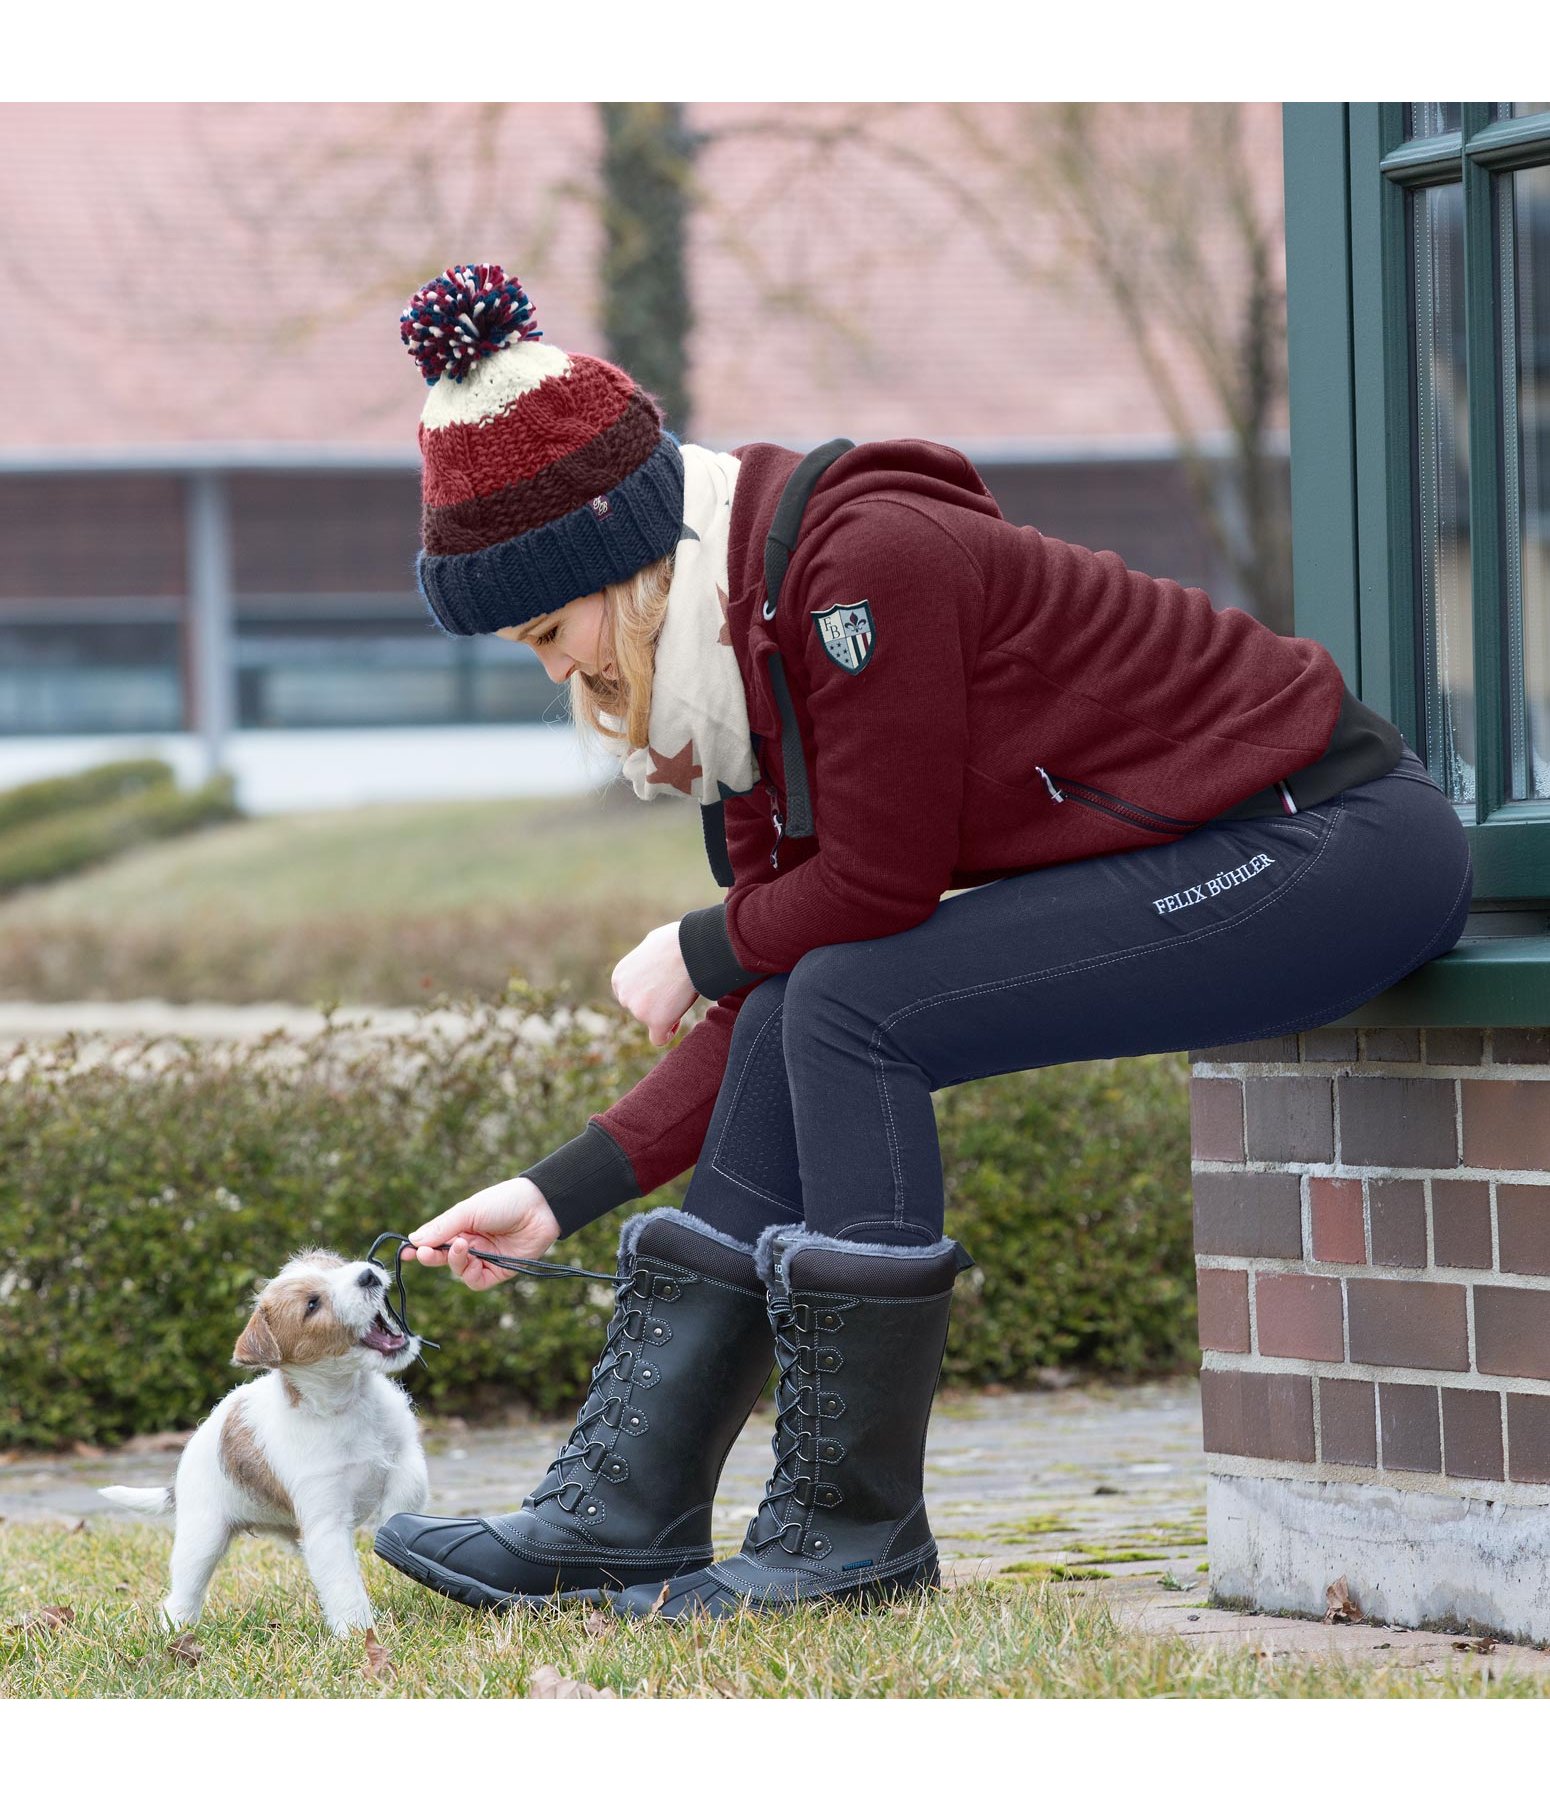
[2,101,1285,455]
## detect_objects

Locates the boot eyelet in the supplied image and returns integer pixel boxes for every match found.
[638,1363,659,1385]
[821,1314,839,1329]
[654,1278,678,1300]
[817,1351,840,1370]
[808,1537,828,1557]
[819,1442,841,1462]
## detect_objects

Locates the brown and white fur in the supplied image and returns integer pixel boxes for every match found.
[99,1248,430,1637]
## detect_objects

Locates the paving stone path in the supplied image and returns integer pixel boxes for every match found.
[8,1375,1549,1676]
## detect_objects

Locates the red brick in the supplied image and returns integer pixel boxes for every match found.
[1319,1377,1376,1467]
[1475,1286,1550,1380]
[1346,1279,1469,1371]
[1461,1081,1550,1172]
[1379,1382,1441,1472]
[1497,1185,1550,1276]
[1255,1272,1344,1362]
[1442,1388,1504,1481]
[1195,1267,1250,1353]
[1200,1367,1315,1462]
[1310,1178,1365,1265]
[1192,1170,1303,1259]
[1431,1180,1492,1270]
[1368,1179,1427,1268]
[1507,1392,1550,1483]
[1190,1077,1244,1163]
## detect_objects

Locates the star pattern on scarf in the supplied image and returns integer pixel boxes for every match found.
[647,737,703,797]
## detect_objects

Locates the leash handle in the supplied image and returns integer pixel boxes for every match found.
[363,1232,619,1356]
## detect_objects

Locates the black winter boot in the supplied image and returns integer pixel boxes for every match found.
[608,1223,969,1619]
[374,1207,773,1609]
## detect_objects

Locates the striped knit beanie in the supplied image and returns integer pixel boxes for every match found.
[401,264,684,637]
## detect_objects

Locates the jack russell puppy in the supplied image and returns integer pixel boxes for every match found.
[100,1247,430,1637]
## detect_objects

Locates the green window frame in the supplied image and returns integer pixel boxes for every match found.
[1284,102,1550,1024]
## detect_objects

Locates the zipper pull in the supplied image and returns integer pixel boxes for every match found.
[1035,766,1065,803]
[769,800,785,869]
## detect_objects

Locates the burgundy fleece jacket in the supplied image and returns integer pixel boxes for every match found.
[520,438,1347,1237]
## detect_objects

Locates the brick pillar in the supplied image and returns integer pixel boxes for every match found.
[1190,1026,1550,1645]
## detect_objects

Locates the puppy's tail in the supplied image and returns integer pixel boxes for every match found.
[98,1484,175,1516]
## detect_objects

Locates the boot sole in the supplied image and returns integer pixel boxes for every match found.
[374,1525,607,1614]
[616,1554,942,1620]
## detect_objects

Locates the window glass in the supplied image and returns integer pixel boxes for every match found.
[0,621,183,734]
[1509,164,1550,798]
[1407,104,1461,138]
[1512,104,1550,120]
[233,618,559,728]
[1411,181,1476,802]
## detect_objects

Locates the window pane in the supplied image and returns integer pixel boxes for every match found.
[232,619,559,728]
[1411,182,1475,802]
[1509,164,1550,798]
[0,622,183,734]
[1512,104,1550,120]
[1407,104,1461,138]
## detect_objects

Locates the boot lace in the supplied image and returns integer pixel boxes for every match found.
[528,1258,674,1514]
[745,1294,844,1556]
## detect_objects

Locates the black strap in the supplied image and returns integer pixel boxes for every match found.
[761,437,856,624]
[760,437,855,845]
[700,795,737,889]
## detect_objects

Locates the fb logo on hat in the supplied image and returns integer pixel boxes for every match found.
[812,600,875,674]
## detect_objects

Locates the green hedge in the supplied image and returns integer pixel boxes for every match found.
[0,771,242,896]
[0,758,176,835]
[0,985,1198,1448]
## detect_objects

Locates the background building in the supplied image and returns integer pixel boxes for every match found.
[0,101,1287,810]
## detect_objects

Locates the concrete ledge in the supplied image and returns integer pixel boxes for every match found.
[1209,1470,1550,1646]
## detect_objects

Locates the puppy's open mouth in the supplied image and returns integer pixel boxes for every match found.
[360,1310,409,1355]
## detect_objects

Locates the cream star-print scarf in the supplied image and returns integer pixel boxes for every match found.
[610,441,761,808]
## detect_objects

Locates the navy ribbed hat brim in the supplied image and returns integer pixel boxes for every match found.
[417,436,685,637]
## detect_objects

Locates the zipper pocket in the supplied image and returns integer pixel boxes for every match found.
[768,794,785,869]
[1034,767,1208,835]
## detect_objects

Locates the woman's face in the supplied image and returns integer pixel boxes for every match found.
[497,593,615,684]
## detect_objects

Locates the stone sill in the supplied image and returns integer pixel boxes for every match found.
[1336,937,1550,1029]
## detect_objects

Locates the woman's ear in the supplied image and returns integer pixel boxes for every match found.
[233,1305,282,1369]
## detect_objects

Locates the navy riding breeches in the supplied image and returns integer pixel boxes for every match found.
[681,744,1474,1246]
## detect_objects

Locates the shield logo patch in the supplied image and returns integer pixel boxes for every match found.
[812,600,875,674]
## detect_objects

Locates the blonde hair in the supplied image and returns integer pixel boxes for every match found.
[508,551,675,756]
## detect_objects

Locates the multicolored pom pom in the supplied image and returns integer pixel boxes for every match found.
[399,264,542,386]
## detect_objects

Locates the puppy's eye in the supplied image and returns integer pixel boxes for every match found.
[305,1294,321,1315]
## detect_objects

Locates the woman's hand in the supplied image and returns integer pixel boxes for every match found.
[612,921,698,1047]
[402,1176,561,1290]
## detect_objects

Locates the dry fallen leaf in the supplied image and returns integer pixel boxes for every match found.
[528,1663,613,1699]
[582,1607,614,1639]
[1323,1576,1364,1624]
[15,1604,75,1636]
[167,1633,202,1666]
[645,1580,672,1621]
[363,1628,395,1680]
[70,1519,88,1535]
[1452,1635,1497,1655]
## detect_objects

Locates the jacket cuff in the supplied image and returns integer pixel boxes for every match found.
[519,1120,643,1239]
[679,902,766,1002]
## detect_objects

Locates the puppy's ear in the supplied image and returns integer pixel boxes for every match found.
[233,1305,282,1368]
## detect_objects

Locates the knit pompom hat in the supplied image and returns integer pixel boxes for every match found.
[401,264,684,637]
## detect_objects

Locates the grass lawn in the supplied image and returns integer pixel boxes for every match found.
[1,1521,1535,1699]
[0,788,725,1006]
